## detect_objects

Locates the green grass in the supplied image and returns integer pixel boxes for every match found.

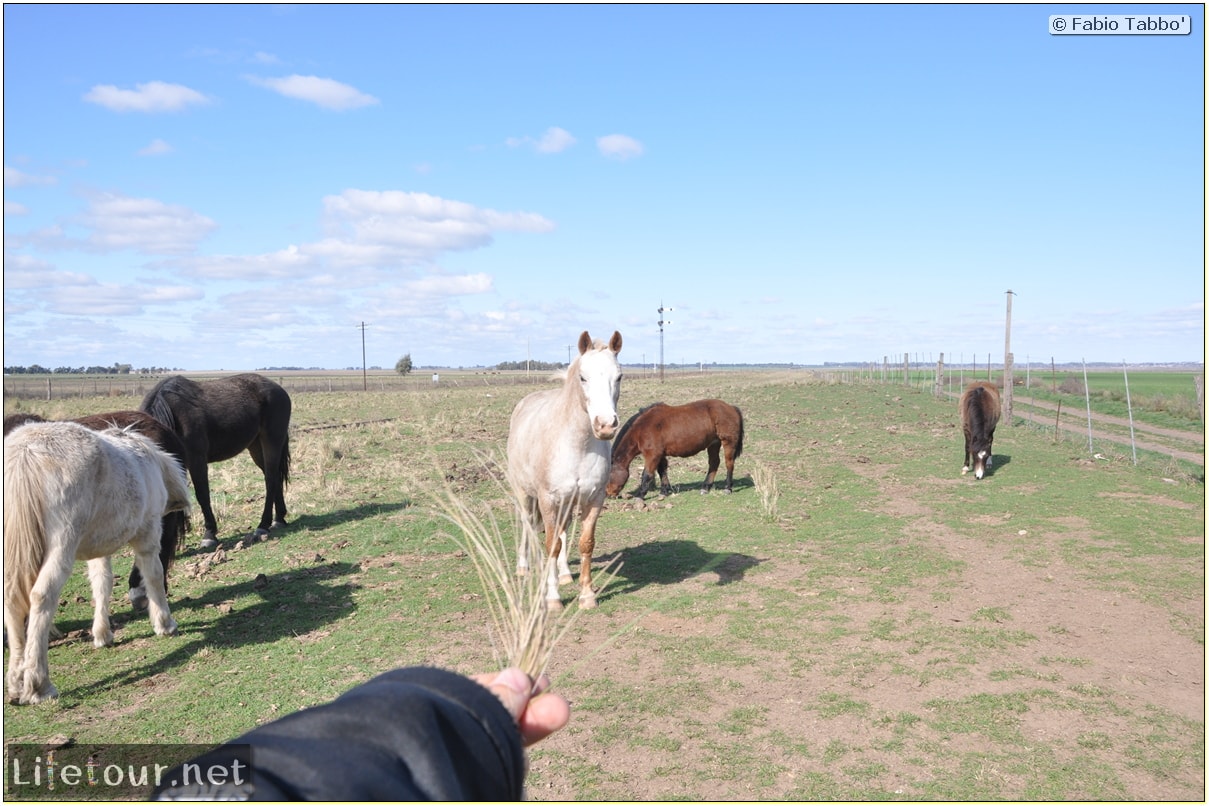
[3,371,1203,800]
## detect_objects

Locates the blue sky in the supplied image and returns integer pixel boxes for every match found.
[3,4,1204,371]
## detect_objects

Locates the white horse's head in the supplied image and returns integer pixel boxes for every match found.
[575,330,623,440]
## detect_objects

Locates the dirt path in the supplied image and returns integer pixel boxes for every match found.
[1009,398,1204,466]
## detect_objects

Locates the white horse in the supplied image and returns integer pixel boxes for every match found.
[4,421,191,705]
[506,330,623,609]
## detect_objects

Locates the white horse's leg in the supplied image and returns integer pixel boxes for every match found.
[20,548,73,704]
[556,526,573,586]
[541,521,564,611]
[516,523,530,576]
[4,591,30,703]
[86,557,115,648]
[132,538,177,637]
[515,498,541,577]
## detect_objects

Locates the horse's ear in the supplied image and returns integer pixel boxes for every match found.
[610,331,622,354]
[578,331,592,355]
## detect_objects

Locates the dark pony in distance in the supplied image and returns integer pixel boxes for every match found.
[4,421,190,704]
[3,411,190,612]
[140,373,291,549]
[960,381,1001,480]
[606,399,745,500]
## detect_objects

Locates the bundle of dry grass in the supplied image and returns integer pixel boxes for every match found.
[434,468,619,683]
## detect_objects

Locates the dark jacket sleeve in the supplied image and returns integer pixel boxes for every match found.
[151,666,527,801]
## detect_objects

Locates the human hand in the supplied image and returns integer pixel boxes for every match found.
[473,668,570,746]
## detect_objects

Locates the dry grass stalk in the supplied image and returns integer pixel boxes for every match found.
[433,462,620,683]
[753,460,780,521]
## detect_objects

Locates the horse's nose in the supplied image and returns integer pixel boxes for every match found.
[594,415,619,440]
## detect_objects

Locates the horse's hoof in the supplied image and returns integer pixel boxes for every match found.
[961,466,969,475]
[578,592,598,609]
[92,631,114,649]
[252,528,270,542]
[23,684,58,705]
[558,574,574,586]
[128,587,149,611]
[270,520,287,531]
[199,535,220,551]
[545,598,564,612]
[157,620,179,637]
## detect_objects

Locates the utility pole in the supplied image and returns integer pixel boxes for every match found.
[357,322,369,391]
[1004,290,1015,423]
[657,301,673,382]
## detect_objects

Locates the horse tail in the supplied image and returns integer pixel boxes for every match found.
[141,388,177,433]
[280,434,292,487]
[160,511,187,576]
[3,438,49,614]
[156,449,192,515]
[733,405,745,461]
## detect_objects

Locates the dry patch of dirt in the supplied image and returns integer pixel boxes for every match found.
[529,460,1204,801]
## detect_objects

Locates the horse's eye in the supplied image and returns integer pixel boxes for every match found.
[579,375,587,383]
[618,373,624,382]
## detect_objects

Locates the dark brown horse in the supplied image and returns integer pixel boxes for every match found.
[140,374,291,549]
[606,399,744,499]
[960,381,1001,479]
[4,411,190,611]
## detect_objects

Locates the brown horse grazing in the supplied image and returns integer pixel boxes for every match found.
[960,381,1001,479]
[606,399,745,499]
[3,412,190,612]
[507,330,623,610]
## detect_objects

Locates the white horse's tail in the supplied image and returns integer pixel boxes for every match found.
[3,441,49,613]
[155,450,192,515]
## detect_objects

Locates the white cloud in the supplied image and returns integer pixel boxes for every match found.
[318,189,554,266]
[81,192,217,254]
[138,139,174,156]
[83,81,209,112]
[177,245,316,280]
[5,165,56,187]
[1,253,92,288]
[537,127,577,153]
[507,126,577,154]
[43,283,202,316]
[597,133,645,161]
[403,272,494,297]
[6,200,29,216]
[248,74,379,111]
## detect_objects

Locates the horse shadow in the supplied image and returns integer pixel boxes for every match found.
[644,474,756,497]
[175,501,411,559]
[985,454,1012,477]
[591,539,763,603]
[63,561,359,699]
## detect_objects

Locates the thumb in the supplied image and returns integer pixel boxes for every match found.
[482,667,534,720]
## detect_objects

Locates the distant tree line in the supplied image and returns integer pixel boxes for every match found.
[494,360,566,371]
[2,363,175,375]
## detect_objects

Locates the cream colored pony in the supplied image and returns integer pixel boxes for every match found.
[4,421,191,704]
[507,330,623,609]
